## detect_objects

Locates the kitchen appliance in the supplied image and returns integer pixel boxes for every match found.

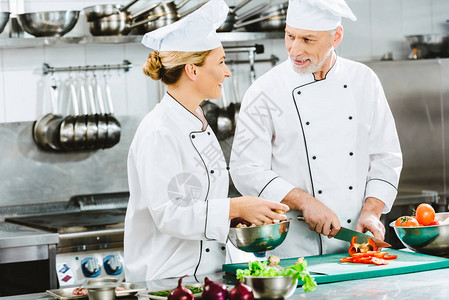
[4,192,129,287]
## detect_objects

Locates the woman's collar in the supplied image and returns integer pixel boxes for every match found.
[161,92,206,131]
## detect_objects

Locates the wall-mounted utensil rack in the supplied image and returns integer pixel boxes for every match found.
[224,44,265,82]
[226,54,279,67]
[42,60,133,75]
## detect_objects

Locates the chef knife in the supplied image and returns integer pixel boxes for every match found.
[297,216,391,248]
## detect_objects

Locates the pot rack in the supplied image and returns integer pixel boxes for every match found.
[224,44,266,82]
[42,60,133,75]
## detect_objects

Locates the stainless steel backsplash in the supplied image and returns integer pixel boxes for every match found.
[0,116,139,207]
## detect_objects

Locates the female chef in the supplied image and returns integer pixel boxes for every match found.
[124,0,288,282]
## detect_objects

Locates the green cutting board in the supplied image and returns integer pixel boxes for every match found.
[222,249,449,285]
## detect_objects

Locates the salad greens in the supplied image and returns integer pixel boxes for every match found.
[236,260,317,293]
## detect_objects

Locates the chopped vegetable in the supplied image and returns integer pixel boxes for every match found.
[348,236,377,256]
[236,259,317,293]
[340,236,398,265]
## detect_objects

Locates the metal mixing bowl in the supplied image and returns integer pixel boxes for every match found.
[228,220,290,252]
[390,212,449,256]
[0,12,10,33]
[18,10,79,37]
[243,276,297,299]
[84,277,118,300]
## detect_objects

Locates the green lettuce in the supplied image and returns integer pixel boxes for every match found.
[236,260,317,293]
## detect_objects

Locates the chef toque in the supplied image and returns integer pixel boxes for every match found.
[141,0,228,52]
[286,0,356,31]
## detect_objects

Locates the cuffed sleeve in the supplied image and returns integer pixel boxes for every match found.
[205,197,231,243]
[259,177,295,203]
[364,179,398,213]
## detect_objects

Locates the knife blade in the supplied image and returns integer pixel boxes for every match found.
[297,216,391,248]
[334,226,391,248]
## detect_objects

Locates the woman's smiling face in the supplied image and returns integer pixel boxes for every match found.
[196,46,231,99]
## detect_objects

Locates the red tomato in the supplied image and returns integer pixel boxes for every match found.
[415,204,436,226]
[395,216,420,227]
[429,220,440,226]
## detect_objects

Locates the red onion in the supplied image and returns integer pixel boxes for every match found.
[168,275,193,300]
[202,277,228,300]
[229,279,254,300]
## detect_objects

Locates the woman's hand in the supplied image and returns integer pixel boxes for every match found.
[229,196,289,226]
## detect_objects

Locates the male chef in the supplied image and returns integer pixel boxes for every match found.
[230,0,402,257]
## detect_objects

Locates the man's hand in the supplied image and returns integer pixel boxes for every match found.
[282,188,340,237]
[355,197,386,240]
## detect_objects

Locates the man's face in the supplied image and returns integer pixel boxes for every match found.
[285,25,340,74]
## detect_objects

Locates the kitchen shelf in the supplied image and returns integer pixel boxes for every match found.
[0,32,284,49]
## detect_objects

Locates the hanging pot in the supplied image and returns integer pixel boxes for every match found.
[131,1,206,34]
[216,83,235,141]
[87,7,166,36]
[200,100,219,133]
[33,78,63,151]
[103,75,121,149]
[0,12,10,33]
[234,2,287,32]
[85,77,98,150]
[83,0,142,22]
[59,79,80,151]
[73,79,88,150]
[217,0,252,32]
[95,77,108,149]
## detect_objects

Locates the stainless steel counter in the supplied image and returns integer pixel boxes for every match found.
[0,222,58,263]
[2,266,449,300]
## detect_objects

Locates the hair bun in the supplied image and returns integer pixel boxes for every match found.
[143,51,163,80]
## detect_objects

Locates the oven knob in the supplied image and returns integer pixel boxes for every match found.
[81,257,101,277]
[103,255,123,275]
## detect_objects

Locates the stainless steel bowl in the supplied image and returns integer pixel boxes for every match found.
[0,12,10,33]
[18,10,80,37]
[83,4,124,22]
[84,277,118,300]
[390,212,449,256]
[243,276,297,299]
[405,34,449,58]
[228,220,290,253]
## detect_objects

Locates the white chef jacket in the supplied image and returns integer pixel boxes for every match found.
[125,93,231,281]
[230,56,402,258]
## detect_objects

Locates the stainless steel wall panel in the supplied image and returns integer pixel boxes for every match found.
[367,59,448,195]
[0,117,139,207]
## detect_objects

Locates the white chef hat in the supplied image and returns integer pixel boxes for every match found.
[141,0,229,52]
[286,0,356,31]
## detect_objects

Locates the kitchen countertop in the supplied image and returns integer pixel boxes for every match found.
[0,222,59,249]
[2,266,449,300]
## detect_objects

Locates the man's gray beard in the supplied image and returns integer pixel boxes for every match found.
[291,48,333,74]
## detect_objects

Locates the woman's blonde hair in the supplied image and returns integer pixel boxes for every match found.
[143,50,212,85]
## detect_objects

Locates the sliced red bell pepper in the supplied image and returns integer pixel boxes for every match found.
[370,257,389,265]
[383,254,397,260]
[340,257,354,263]
[367,238,377,252]
[348,236,358,256]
